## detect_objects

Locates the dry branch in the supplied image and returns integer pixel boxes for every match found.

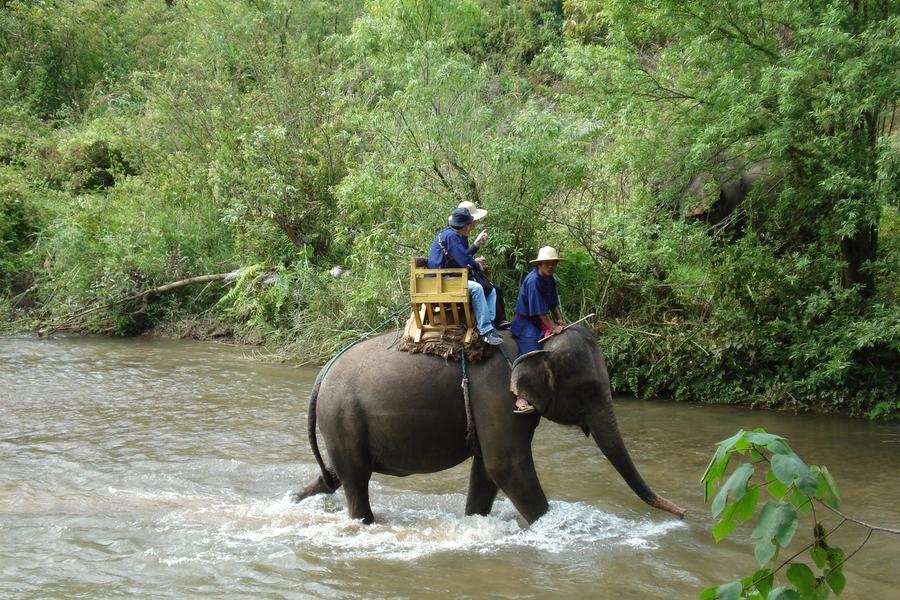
[38,268,248,336]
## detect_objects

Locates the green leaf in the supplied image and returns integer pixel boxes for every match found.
[752,501,777,540]
[699,586,718,600]
[752,501,798,566]
[745,431,790,454]
[772,453,811,488]
[766,587,801,600]
[755,537,777,567]
[716,581,743,600]
[712,463,755,517]
[734,485,760,523]
[773,504,799,547]
[749,569,774,597]
[825,568,846,595]
[766,469,789,501]
[790,487,813,512]
[796,473,819,496]
[811,586,830,600]
[703,444,733,502]
[717,430,748,454]
[704,433,746,500]
[816,467,842,510]
[810,546,828,569]
[713,515,738,542]
[786,564,816,596]
[826,547,844,569]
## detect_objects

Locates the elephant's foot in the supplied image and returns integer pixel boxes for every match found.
[290,468,342,503]
[343,475,375,524]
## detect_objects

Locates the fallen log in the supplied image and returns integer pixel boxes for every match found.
[38,268,248,336]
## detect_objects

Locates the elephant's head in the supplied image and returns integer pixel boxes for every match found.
[510,326,686,519]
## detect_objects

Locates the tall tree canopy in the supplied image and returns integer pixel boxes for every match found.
[1,0,897,417]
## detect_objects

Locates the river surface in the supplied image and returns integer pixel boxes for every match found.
[1,335,898,599]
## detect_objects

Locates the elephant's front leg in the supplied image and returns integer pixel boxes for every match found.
[486,453,549,524]
[465,454,499,516]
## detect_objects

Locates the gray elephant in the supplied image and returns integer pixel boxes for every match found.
[293,325,685,524]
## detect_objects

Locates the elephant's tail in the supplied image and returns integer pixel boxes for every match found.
[307,372,339,492]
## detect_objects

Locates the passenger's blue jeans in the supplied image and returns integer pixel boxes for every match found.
[468,280,497,335]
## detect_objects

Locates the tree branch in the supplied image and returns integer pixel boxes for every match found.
[38,269,248,336]
[815,499,900,535]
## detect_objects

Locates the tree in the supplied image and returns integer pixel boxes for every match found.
[563,0,899,298]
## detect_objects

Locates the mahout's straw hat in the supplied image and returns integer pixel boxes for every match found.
[529,246,565,264]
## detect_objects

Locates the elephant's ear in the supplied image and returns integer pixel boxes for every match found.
[510,350,556,412]
[511,349,548,369]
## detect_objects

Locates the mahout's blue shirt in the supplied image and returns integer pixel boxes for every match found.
[511,267,560,348]
[514,267,559,317]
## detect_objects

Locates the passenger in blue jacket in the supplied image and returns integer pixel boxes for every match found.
[427,207,503,345]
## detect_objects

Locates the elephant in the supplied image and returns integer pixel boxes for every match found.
[292,324,686,525]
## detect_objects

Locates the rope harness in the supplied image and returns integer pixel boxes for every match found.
[459,333,514,449]
[460,350,475,447]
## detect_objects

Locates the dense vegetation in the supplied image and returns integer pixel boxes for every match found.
[1,0,897,418]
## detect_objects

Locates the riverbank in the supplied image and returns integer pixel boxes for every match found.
[5,308,897,422]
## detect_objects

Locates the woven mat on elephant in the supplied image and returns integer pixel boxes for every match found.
[399,316,487,362]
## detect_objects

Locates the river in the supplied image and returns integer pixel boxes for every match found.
[1,335,898,599]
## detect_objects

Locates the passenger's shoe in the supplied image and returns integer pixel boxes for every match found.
[483,331,503,346]
[495,320,512,331]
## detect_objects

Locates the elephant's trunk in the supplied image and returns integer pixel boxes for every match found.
[584,404,686,519]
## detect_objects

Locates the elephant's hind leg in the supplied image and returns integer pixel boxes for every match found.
[465,454,499,516]
[341,468,375,524]
[291,467,341,503]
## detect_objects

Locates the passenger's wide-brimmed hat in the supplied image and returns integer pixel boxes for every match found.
[457,200,487,221]
[529,246,565,264]
[448,207,474,228]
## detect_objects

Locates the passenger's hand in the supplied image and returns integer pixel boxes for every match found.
[552,324,565,335]
[475,230,488,246]
[475,256,487,269]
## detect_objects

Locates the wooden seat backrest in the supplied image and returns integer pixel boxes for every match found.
[408,257,474,342]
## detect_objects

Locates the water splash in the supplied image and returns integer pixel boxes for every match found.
[121,487,685,564]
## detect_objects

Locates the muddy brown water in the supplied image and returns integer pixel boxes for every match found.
[1,335,898,599]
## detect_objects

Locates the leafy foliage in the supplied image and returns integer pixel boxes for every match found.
[699,428,878,600]
[0,0,897,414]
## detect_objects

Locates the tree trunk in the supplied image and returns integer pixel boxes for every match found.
[840,224,877,298]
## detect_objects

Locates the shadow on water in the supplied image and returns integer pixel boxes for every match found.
[0,335,897,599]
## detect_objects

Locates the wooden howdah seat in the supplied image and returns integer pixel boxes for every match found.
[404,257,475,344]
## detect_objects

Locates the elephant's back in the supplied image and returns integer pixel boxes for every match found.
[324,330,464,390]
